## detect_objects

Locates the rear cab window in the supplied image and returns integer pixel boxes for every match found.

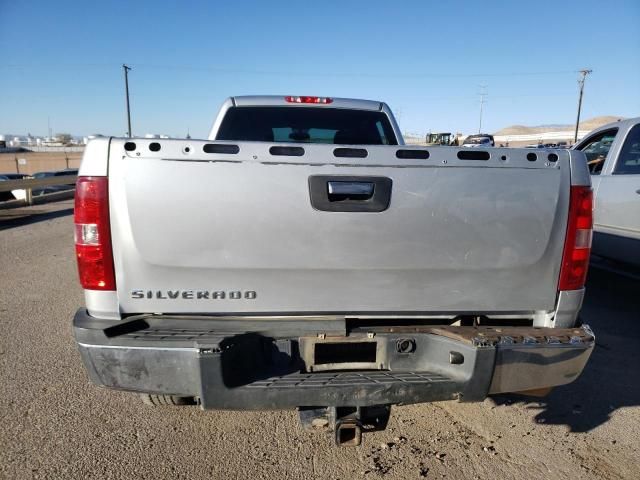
[216,107,398,145]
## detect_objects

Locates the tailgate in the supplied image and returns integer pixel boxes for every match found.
[108,140,573,315]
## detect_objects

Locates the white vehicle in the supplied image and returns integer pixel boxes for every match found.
[462,134,494,148]
[573,117,640,267]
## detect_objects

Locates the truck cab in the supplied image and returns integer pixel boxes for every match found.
[426,132,453,146]
[209,95,404,145]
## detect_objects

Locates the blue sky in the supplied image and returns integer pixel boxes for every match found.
[1,0,639,138]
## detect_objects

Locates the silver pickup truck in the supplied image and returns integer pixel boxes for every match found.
[73,95,595,446]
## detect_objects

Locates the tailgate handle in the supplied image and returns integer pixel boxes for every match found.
[309,175,392,212]
[327,181,374,200]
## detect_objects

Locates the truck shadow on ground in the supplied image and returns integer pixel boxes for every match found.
[490,266,640,432]
[0,206,73,231]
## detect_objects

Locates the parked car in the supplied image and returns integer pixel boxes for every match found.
[0,173,29,180]
[0,175,13,201]
[32,168,78,196]
[461,134,495,147]
[0,173,30,201]
[73,95,594,446]
[0,173,31,201]
[573,117,640,267]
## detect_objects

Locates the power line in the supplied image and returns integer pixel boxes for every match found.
[574,69,592,143]
[2,63,582,79]
[132,64,581,79]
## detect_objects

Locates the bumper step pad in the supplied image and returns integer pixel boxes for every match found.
[248,371,452,389]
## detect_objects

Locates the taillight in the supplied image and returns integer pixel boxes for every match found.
[558,186,593,291]
[74,176,116,290]
[284,96,333,104]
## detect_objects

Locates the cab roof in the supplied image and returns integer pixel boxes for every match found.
[231,95,384,111]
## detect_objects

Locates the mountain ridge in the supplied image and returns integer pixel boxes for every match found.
[494,116,624,136]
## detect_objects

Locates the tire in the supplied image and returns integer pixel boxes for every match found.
[139,394,195,406]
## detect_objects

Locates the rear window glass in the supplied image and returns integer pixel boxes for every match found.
[216,107,398,145]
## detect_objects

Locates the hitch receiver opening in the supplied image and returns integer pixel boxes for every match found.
[336,421,362,447]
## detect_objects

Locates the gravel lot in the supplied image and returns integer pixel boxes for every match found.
[1,200,638,479]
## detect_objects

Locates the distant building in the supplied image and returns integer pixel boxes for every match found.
[41,137,64,147]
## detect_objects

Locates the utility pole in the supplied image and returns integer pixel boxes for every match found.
[574,69,592,143]
[478,85,487,133]
[123,64,133,138]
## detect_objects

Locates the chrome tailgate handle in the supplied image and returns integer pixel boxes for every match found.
[327,181,374,198]
[309,175,392,212]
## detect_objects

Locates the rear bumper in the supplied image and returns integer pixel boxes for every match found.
[74,309,594,409]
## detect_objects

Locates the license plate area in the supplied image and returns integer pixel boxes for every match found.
[299,336,387,372]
